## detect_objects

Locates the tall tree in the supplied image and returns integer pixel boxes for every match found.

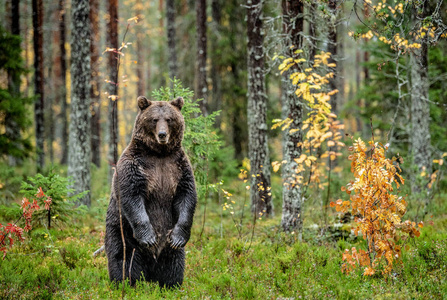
[195,0,208,115]
[281,0,304,236]
[6,0,22,166]
[246,0,273,217]
[68,0,91,206]
[135,0,145,96]
[410,1,432,193]
[32,0,45,171]
[107,0,119,181]
[210,0,222,125]
[90,0,101,167]
[327,0,339,112]
[166,0,177,80]
[59,0,68,165]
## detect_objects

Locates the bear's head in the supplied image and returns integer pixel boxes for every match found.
[132,96,185,154]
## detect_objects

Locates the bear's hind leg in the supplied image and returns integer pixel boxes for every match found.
[107,242,146,286]
[154,248,185,289]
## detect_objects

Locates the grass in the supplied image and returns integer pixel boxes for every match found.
[1,194,447,299]
[1,160,447,299]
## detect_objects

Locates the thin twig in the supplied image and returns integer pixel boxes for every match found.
[129,248,136,284]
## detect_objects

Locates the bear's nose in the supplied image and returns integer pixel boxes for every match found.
[158,132,167,139]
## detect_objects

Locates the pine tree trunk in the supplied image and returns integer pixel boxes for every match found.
[195,0,208,115]
[6,0,21,166]
[32,0,45,171]
[59,0,68,165]
[308,0,317,61]
[166,0,177,80]
[327,0,338,112]
[135,0,145,96]
[410,6,432,194]
[90,0,101,168]
[107,0,119,182]
[210,0,222,124]
[281,0,304,236]
[247,0,273,217]
[68,0,91,206]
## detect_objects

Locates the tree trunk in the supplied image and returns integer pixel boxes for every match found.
[210,0,222,124]
[68,0,91,206]
[308,0,317,61]
[246,0,273,217]
[32,0,45,171]
[6,0,21,166]
[136,0,145,96]
[327,0,338,112]
[281,0,304,236]
[166,0,177,81]
[195,0,208,115]
[107,0,119,182]
[59,0,68,165]
[90,0,101,167]
[410,4,432,194]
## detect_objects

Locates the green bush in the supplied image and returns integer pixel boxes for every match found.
[20,170,87,229]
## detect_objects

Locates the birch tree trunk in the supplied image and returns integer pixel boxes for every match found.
[68,0,91,206]
[195,0,208,115]
[166,0,177,80]
[59,0,68,165]
[90,0,101,167]
[247,0,272,217]
[32,0,45,171]
[281,0,304,236]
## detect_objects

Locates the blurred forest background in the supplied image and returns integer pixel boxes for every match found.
[1,0,447,298]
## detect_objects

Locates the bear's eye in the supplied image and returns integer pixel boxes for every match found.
[152,119,158,124]
[166,118,171,123]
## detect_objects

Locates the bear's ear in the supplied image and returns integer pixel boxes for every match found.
[169,97,184,111]
[137,96,151,110]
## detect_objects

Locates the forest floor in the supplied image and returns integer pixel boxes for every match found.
[1,192,447,300]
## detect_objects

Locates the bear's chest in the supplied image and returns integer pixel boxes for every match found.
[142,157,182,201]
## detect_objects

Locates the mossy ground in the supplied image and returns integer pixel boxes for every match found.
[1,194,446,299]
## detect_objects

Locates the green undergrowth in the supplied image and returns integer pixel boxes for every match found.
[1,203,446,299]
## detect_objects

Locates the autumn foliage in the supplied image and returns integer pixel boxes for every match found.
[0,187,51,258]
[272,51,344,189]
[332,138,422,276]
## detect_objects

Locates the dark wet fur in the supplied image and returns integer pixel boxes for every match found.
[105,97,197,288]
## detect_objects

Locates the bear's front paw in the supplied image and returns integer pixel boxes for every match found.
[134,225,158,248]
[168,226,188,249]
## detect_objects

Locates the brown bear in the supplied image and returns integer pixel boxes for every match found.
[105,96,197,288]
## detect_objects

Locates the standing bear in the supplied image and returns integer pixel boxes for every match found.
[105,96,197,288]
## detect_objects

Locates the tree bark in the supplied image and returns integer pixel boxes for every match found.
[6,0,21,166]
[90,0,101,167]
[281,0,304,236]
[135,0,145,96]
[166,0,177,81]
[59,0,68,165]
[107,0,119,182]
[32,0,45,171]
[68,0,91,206]
[308,0,317,61]
[327,0,338,112]
[410,3,432,194]
[195,0,208,115]
[210,0,222,124]
[247,0,273,217]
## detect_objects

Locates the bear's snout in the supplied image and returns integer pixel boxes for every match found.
[156,120,169,144]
